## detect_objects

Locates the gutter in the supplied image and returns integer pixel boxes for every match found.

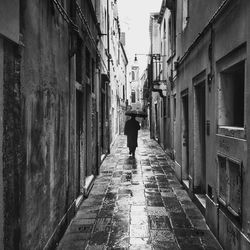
[178,0,233,66]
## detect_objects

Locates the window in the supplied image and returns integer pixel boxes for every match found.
[168,18,172,57]
[163,19,166,39]
[182,0,189,30]
[76,46,82,83]
[86,48,90,78]
[218,61,245,128]
[92,59,95,92]
[218,154,242,218]
[131,90,136,103]
[132,71,135,81]
[171,12,176,53]
[167,96,171,118]
[163,97,166,117]
[173,95,176,121]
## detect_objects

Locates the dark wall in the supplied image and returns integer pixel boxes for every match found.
[3,40,25,250]
[19,0,73,249]
[2,0,102,248]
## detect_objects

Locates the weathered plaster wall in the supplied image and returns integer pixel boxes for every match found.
[175,0,250,248]
[20,1,73,249]
[176,0,224,58]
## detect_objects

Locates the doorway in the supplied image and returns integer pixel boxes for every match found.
[181,92,189,185]
[86,84,92,177]
[194,81,206,194]
[76,89,83,195]
[155,103,159,141]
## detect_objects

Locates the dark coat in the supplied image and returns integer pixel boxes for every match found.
[124,117,140,148]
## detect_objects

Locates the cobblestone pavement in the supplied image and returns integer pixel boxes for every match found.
[57,131,222,250]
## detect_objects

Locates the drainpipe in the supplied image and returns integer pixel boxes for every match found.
[107,0,111,153]
[67,21,72,210]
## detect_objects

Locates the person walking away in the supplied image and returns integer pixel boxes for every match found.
[124,115,140,158]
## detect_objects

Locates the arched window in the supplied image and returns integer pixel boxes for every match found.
[131,90,136,103]
[163,19,166,39]
[132,71,135,81]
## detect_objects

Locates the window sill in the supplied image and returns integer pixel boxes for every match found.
[218,126,245,140]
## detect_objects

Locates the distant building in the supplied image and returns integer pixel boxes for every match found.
[129,60,142,111]
[108,0,128,144]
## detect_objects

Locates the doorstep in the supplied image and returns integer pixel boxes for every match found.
[194,193,206,216]
[84,175,95,197]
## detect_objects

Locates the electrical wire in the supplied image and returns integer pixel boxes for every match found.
[52,0,77,30]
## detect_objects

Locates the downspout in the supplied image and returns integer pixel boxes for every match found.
[66,16,71,212]
[149,17,154,139]
[107,0,111,153]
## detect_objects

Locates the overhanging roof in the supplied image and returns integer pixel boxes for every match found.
[158,0,176,23]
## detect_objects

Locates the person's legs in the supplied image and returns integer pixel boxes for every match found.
[131,147,135,158]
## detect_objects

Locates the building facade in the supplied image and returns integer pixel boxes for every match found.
[0,0,127,249]
[129,61,141,111]
[118,38,128,134]
[150,0,250,249]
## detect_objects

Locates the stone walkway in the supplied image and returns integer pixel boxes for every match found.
[57,130,222,250]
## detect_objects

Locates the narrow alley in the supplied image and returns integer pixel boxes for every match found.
[1,0,250,249]
[57,131,222,250]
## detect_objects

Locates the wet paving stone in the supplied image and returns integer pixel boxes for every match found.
[130,238,151,250]
[144,182,159,189]
[150,229,175,243]
[148,215,171,230]
[88,231,110,245]
[131,213,148,225]
[97,209,114,218]
[146,198,164,207]
[157,182,170,188]
[143,176,156,182]
[153,170,165,176]
[58,240,88,250]
[201,230,223,249]
[130,224,149,238]
[163,197,183,213]
[155,175,168,181]
[160,191,175,198]
[147,207,168,216]
[170,212,192,228]
[113,171,123,178]
[57,131,222,250]
[152,241,179,250]
[108,236,130,249]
